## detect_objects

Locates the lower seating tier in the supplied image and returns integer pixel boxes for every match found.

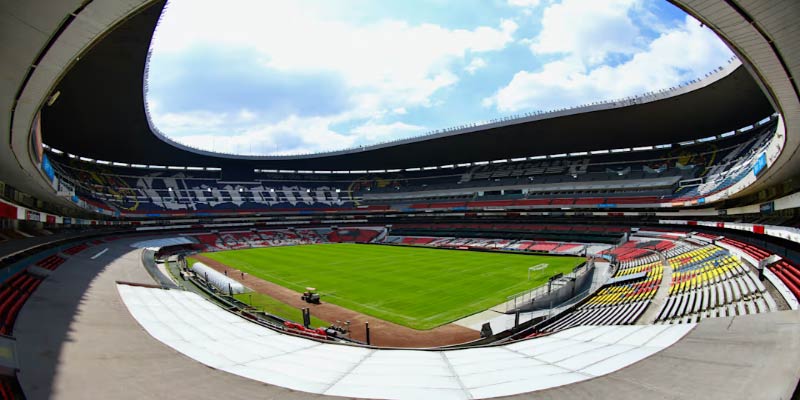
[768,260,800,300]
[63,244,89,255]
[0,271,44,335]
[35,254,66,271]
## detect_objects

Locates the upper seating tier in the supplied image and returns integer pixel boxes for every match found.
[44,118,777,216]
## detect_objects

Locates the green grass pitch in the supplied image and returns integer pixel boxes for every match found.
[233,292,330,328]
[196,243,584,330]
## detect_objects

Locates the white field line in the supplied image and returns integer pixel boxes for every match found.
[91,248,109,260]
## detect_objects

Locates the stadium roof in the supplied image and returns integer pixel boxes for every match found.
[40,0,774,171]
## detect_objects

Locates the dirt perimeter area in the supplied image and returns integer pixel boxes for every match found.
[192,254,480,348]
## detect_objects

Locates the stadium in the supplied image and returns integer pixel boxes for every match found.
[1,0,799,399]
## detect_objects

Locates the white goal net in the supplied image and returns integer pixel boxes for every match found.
[528,263,549,281]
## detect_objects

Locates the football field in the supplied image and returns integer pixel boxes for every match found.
[196,243,584,330]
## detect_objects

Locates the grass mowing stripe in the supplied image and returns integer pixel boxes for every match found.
[197,243,583,330]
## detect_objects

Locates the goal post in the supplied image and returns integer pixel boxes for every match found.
[528,263,549,281]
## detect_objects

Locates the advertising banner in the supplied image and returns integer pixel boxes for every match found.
[0,202,16,220]
[26,210,41,222]
[41,154,55,182]
[752,153,767,176]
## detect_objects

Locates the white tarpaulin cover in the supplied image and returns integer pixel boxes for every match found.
[130,237,195,250]
[118,284,693,399]
[191,262,245,295]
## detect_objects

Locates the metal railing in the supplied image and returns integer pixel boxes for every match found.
[504,263,590,312]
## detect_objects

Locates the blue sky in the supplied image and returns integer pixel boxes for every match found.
[146,0,733,155]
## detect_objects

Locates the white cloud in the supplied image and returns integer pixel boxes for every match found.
[156,108,427,156]
[151,0,517,122]
[148,1,522,154]
[350,121,427,142]
[465,58,488,74]
[149,0,735,154]
[168,113,357,155]
[152,110,228,133]
[508,0,541,7]
[529,0,641,66]
[236,109,257,122]
[484,15,733,112]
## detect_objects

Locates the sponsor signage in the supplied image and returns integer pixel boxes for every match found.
[26,210,41,222]
[0,202,16,220]
[752,153,767,176]
[41,154,55,182]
